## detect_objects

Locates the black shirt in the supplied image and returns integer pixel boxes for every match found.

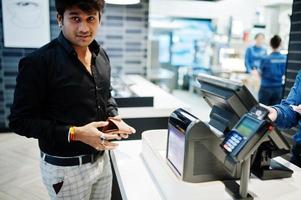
[9,33,118,157]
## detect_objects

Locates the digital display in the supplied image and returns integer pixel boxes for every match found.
[236,117,259,138]
[167,125,185,175]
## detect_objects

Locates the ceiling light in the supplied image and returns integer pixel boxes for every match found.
[105,0,140,5]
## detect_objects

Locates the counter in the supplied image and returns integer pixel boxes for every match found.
[110,76,191,199]
[111,130,301,200]
[115,75,190,140]
[118,75,190,119]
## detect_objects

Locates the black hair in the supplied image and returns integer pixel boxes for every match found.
[270,35,282,49]
[55,0,105,16]
[254,33,265,39]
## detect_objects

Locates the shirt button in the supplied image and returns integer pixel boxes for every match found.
[98,106,101,109]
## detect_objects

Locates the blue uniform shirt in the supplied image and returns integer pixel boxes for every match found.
[273,71,301,144]
[244,45,267,73]
[259,52,287,87]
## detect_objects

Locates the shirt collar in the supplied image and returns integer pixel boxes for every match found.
[271,51,281,55]
[58,32,100,56]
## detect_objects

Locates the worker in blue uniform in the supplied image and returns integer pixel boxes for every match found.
[258,35,287,106]
[267,71,301,167]
[244,33,267,74]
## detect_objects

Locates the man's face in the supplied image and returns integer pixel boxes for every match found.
[255,35,265,47]
[57,6,100,48]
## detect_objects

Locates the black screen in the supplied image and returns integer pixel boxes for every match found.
[236,117,259,138]
[197,74,258,132]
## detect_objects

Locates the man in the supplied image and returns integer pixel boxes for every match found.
[258,35,286,105]
[9,0,135,199]
[244,33,267,98]
[244,33,267,74]
[267,71,301,168]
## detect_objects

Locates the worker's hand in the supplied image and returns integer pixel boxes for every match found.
[260,104,278,121]
[74,121,121,150]
[267,107,278,122]
[108,116,136,139]
[251,69,259,77]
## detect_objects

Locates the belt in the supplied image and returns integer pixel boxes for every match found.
[40,151,104,166]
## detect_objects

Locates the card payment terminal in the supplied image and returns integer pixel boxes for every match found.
[221,106,274,200]
[221,105,271,162]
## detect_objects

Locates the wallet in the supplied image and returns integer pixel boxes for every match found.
[102,117,132,134]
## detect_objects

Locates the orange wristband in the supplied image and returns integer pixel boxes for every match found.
[69,126,75,141]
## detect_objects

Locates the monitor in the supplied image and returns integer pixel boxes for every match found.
[197,73,257,133]
[197,74,292,180]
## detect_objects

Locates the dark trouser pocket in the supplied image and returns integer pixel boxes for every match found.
[53,181,64,194]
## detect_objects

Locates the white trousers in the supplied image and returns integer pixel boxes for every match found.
[40,151,112,200]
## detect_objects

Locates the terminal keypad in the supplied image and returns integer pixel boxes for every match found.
[222,132,243,153]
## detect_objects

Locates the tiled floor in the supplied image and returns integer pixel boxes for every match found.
[0,133,48,199]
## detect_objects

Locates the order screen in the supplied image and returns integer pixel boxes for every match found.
[167,125,185,175]
[236,117,259,138]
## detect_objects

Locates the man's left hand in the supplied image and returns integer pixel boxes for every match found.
[109,115,136,139]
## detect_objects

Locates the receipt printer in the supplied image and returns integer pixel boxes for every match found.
[166,108,237,183]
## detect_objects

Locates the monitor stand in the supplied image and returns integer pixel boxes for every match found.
[223,157,253,200]
[251,143,293,180]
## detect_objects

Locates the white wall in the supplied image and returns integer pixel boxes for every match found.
[150,0,261,34]
[264,2,292,49]
[150,0,220,19]
[150,0,293,45]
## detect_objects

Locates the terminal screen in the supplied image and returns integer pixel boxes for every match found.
[236,117,258,138]
[167,124,185,175]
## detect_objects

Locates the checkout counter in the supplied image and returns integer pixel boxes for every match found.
[110,75,190,199]
[111,74,301,200]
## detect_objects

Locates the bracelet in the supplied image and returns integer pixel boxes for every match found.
[69,126,75,142]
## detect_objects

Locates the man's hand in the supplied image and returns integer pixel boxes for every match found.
[108,116,136,139]
[74,121,121,150]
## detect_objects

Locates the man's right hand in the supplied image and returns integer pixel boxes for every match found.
[73,121,121,151]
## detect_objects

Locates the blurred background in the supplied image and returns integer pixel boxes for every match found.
[0,0,294,129]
